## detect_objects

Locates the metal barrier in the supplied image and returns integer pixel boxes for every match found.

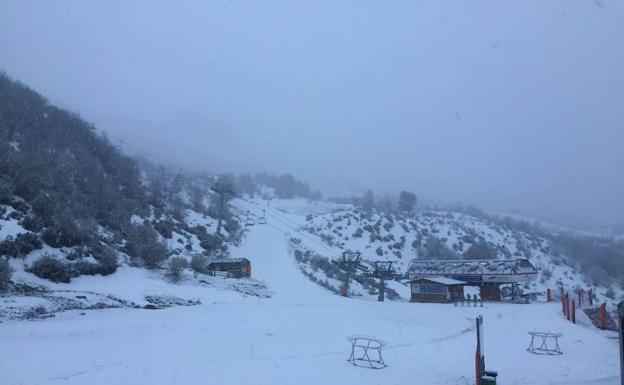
[347,335,387,369]
[527,331,563,355]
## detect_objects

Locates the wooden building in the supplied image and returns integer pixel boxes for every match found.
[407,258,538,301]
[208,258,251,278]
[409,277,466,303]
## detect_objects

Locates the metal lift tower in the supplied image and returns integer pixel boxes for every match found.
[367,261,399,302]
[334,251,367,297]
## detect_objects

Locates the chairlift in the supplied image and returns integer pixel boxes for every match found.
[245,211,256,226]
[258,210,268,225]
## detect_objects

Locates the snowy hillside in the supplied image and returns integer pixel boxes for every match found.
[0,198,267,321]
[1,197,622,385]
[266,205,624,308]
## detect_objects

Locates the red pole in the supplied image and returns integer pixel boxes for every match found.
[547,288,552,302]
[572,300,576,324]
[600,303,606,330]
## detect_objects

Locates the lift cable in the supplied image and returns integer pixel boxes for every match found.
[234,198,341,259]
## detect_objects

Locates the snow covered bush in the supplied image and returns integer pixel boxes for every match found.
[27,255,73,283]
[167,257,189,282]
[92,246,118,275]
[10,200,29,214]
[0,232,42,258]
[20,215,44,232]
[190,254,210,274]
[605,287,616,300]
[198,233,226,256]
[73,260,107,277]
[153,219,175,239]
[42,217,97,248]
[125,223,169,268]
[541,267,553,281]
[463,241,498,260]
[0,258,12,290]
[21,305,47,320]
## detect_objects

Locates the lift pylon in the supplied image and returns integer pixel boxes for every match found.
[333,251,367,297]
[366,261,399,302]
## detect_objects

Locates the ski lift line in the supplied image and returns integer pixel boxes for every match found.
[235,199,341,258]
[265,208,302,228]
[235,199,339,257]
[232,201,293,237]
[242,202,302,232]
[264,210,339,257]
[240,198,303,230]
[240,197,300,227]
[263,221,338,262]
[238,199,313,240]
[235,199,297,231]
[265,211,339,256]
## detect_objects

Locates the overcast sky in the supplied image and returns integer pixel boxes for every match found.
[1,0,623,228]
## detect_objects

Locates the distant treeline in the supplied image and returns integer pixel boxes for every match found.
[233,172,322,201]
[329,190,418,214]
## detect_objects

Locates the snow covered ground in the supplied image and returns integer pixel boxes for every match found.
[1,200,621,385]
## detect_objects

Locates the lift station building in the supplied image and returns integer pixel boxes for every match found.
[407,258,538,301]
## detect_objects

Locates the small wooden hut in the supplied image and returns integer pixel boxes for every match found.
[208,258,251,278]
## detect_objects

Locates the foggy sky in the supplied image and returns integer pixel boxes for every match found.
[1,0,623,228]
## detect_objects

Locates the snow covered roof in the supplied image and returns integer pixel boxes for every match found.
[208,258,250,264]
[411,276,467,285]
[407,258,537,282]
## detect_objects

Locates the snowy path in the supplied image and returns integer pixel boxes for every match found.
[235,214,332,303]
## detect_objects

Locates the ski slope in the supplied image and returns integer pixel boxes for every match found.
[0,201,622,385]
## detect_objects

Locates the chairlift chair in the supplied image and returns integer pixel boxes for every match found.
[244,211,256,226]
[255,209,267,225]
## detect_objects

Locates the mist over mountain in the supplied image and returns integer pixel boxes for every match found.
[1,0,622,229]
